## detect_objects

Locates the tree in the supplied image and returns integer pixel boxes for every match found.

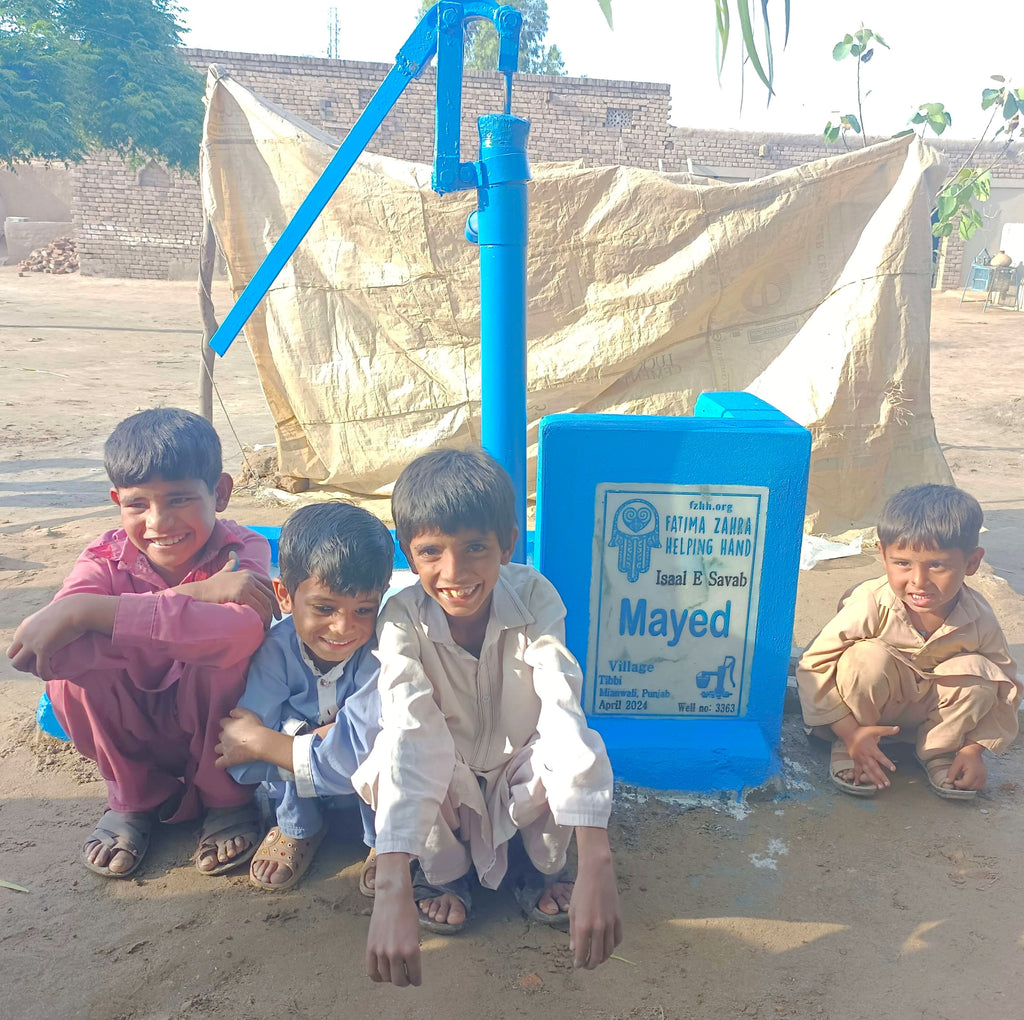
[823,27,889,147]
[819,26,1023,242]
[0,0,203,170]
[417,0,565,75]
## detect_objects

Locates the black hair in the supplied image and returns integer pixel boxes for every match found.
[392,447,517,554]
[877,484,983,554]
[278,502,393,596]
[104,408,223,491]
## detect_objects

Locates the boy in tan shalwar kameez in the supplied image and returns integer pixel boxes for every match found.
[797,484,1018,800]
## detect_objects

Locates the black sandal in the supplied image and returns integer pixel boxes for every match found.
[512,863,573,929]
[411,863,473,935]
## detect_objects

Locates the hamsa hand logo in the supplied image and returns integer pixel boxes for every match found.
[608,498,660,582]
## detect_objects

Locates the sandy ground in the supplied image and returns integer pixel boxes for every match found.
[1,270,1023,1020]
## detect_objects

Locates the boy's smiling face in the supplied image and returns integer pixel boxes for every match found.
[112,473,231,585]
[275,576,380,672]
[881,541,983,622]
[406,527,516,630]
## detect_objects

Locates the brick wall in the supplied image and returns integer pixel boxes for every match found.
[665,128,1024,289]
[181,49,671,169]
[74,47,1023,288]
[73,154,202,279]
[76,48,670,278]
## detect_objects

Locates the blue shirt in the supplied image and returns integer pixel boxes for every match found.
[229,616,381,797]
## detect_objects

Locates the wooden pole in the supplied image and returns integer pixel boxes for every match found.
[197,209,218,422]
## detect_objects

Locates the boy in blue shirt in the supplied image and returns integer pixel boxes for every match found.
[215,502,392,891]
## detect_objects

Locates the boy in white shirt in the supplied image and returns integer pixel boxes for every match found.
[358,448,622,987]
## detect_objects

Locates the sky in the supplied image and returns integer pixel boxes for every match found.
[179,1,1020,141]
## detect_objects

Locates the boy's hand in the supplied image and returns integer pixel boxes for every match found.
[215,707,271,768]
[570,826,623,970]
[832,715,899,789]
[179,552,280,628]
[6,594,115,681]
[366,853,422,987]
[945,742,987,791]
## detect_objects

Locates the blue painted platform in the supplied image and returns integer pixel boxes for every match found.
[536,393,811,794]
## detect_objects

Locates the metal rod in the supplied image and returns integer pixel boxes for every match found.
[476,114,530,562]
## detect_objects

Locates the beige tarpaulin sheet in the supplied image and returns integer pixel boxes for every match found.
[201,71,952,533]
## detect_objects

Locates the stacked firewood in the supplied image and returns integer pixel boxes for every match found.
[18,237,79,275]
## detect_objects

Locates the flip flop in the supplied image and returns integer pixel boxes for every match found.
[512,864,572,929]
[83,809,154,879]
[411,863,472,935]
[829,739,877,798]
[358,847,376,898]
[194,803,262,876]
[916,753,979,801]
[248,825,327,891]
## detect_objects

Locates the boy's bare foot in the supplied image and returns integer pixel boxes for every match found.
[829,739,883,797]
[513,865,572,928]
[418,890,467,927]
[918,752,982,801]
[248,826,326,891]
[538,880,573,915]
[83,809,153,878]
[411,865,472,933]
[194,804,261,875]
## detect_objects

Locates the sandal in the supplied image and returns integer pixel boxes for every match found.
[829,739,877,798]
[411,863,472,935]
[513,864,573,929]
[916,753,978,801]
[193,803,262,876]
[83,809,154,879]
[358,847,376,898]
[249,825,327,891]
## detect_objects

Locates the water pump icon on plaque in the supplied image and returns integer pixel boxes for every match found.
[587,483,767,721]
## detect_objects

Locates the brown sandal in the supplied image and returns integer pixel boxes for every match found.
[916,753,978,801]
[358,847,376,898]
[194,803,262,876]
[248,825,326,891]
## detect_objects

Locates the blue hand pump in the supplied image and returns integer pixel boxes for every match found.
[208,2,530,562]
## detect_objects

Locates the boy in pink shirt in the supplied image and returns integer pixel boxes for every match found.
[7,408,276,878]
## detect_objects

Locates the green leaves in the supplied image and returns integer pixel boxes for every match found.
[981,88,1002,110]
[0,0,203,169]
[712,0,789,96]
[823,27,889,146]
[832,27,887,63]
[832,36,852,61]
[957,207,984,241]
[822,113,861,144]
[933,170,994,241]
[910,102,952,136]
[735,0,771,93]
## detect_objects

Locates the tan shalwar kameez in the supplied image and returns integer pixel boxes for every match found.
[353,563,612,888]
[796,576,1019,760]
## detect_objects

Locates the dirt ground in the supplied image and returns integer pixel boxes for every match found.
[1,270,1023,1020]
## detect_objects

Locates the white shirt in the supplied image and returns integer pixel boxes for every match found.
[354,562,613,858]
